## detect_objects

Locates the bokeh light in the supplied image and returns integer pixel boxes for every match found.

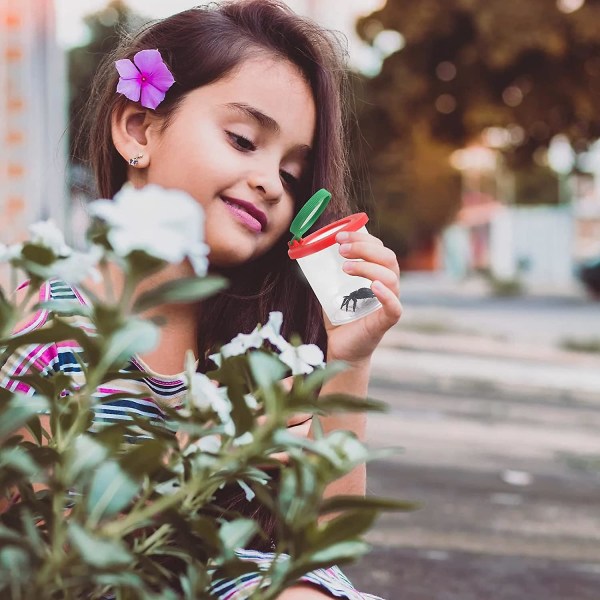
[556,0,585,14]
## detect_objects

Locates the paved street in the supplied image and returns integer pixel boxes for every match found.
[345,274,600,600]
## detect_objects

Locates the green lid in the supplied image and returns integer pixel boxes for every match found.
[289,188,331,244]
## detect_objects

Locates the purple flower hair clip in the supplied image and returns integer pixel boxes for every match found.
[115,49,175,110]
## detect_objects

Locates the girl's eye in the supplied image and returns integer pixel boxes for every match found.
[280,170,299,192]
[227,131,256,151]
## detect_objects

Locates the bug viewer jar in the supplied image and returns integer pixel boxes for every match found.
[288,190,383,326]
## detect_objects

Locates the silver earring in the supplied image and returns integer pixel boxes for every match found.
[129,153,143,166]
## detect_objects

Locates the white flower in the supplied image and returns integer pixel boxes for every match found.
[88,184,209,276]
[188,372,235,436]
[187,244,209,281]
[48,245,103,285]
[209,312,325,376]
[219,327,263,359]
[28,219,72,257]
[184,435,221,455]
[233,431,253,446]
[0,243,22,262]
[244,393,258,410]
[217,311,288,361]
[237,480,255,501]
[279,343,325,375]
[208,352,222,368]
[189,372,227,412]
[259,311,288,352]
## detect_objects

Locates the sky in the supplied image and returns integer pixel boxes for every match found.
[54,0,390,74]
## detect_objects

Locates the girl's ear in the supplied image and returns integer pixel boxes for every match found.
[111,103,160,172]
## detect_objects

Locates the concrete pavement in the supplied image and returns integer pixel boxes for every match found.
[344,273,600,600]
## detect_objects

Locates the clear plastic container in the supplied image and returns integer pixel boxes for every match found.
[288,213,382,325]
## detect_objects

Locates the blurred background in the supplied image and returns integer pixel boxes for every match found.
[1,0,599,598]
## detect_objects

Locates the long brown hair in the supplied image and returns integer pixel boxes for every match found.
[80,0,355,367]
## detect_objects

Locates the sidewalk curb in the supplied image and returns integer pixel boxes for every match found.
[382,328,600,368]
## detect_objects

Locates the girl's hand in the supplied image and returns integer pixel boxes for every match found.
[324,230,402,366]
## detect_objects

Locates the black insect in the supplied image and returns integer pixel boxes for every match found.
[340,287,376,312]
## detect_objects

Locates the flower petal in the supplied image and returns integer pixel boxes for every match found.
[133,49,163,77]
[149,60,175,93]
[140,83,166,110]
[115,58,139,79]
[297,344,324,366]
[116,78,141,102]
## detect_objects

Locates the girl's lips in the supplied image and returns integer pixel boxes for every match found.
[221,196,267,232]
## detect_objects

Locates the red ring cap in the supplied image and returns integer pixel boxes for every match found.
[288,213,368,260]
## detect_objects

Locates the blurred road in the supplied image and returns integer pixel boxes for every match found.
[345,273,600,600]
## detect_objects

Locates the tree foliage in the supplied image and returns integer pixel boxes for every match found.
[68,1,145,163]
[355,0,600,253]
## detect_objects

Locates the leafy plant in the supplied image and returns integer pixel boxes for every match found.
[0,185,414,599]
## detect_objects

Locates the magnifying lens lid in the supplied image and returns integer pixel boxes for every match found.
[289,188,331,244]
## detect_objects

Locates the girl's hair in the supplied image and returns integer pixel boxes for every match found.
[80,0,355,367]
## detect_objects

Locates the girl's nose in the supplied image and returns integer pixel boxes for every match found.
[248,167,284,202]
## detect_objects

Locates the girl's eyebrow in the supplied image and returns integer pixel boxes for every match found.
[223,101,312,154]
[225,102,280,133]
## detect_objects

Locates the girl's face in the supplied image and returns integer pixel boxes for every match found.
[143,56,316,267]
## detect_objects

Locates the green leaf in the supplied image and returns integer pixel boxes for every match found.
[303,360,348,390]
[126,249,167,279]
[94,571,146,593]
[207,355,253,435]
[248,351,288,389]
[68,523,133,568]
[93,303,124,336]
[0,524,28,545]
[20,508,44,555]
[301,540,370,570]
[0,320,99,364]
[312,393,388,414]
[0,395,48,440]
[20,243,56,266]
[36,299,92,318]
[188,516,221,550]
[218,519,259,552]
[0,293,16,339]
[0,446,40,477]
[97,319,159,373]
[0,546,31,578]
[132,276,227,313]
[57,401,88,436]
[320,495,420,515]
[120,439,166,478]
[87,460,140,521]
[308,435,365,476]
[67,435,109,480]
[6,374,55,398]
[309,509,378,551]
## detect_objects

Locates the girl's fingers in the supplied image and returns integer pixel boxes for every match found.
[339,242,400,276]
[342,260,399,296]
[371,280,403,325]
[336,231,383,246]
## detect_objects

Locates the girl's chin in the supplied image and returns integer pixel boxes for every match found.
[206,244,259,269]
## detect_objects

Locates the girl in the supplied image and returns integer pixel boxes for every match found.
[6,1,402,597]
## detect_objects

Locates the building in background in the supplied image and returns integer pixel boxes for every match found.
[0,0,67,248]
[443,144,579,291]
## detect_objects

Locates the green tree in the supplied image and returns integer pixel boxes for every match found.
[68,1,146,164]
[355,0,600,254]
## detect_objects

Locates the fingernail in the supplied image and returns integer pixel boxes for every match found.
[342,261,353,272]
[336,232,349,242]
[339,243,351,255]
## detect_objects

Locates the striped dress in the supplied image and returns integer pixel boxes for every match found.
[0,278,384,600]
